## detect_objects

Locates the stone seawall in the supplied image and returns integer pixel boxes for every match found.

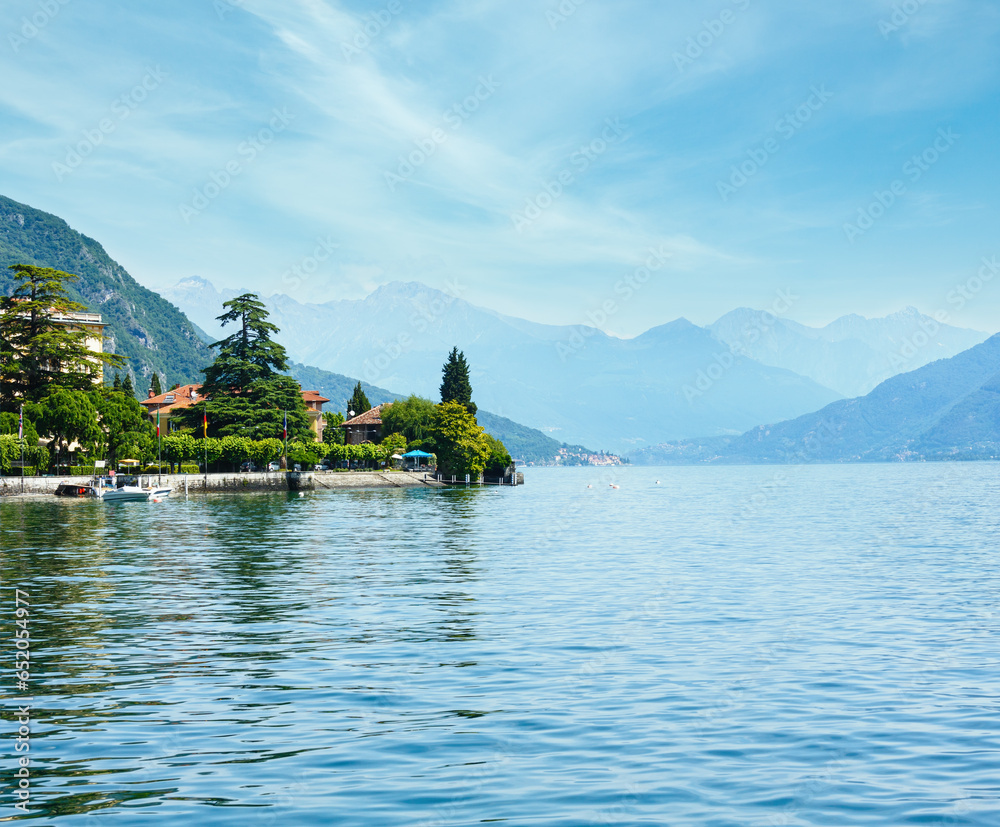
[0,471,446,497]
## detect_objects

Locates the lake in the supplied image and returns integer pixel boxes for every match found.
[1,463,998,825]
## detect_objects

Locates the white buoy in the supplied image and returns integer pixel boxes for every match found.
[655,480,660,485]
[587,484,593,489]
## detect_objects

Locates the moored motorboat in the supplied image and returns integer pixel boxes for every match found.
[102,484,171,502]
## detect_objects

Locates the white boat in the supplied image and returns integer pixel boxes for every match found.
[102,485,170,502]
[93,476,171,502]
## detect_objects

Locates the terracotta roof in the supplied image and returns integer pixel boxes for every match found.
[301,390,330,403]
[342,403,391,426]
[141,383,203,411]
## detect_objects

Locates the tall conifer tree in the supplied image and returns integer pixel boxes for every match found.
[439,347,476,416]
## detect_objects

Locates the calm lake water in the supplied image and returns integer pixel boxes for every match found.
[1,464,999,825]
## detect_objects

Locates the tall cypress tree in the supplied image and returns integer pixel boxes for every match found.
[439,347,476,416]
[112,373,122,392]
[348,381,371,416]
[150,372,162,397]
[122,373,134,398]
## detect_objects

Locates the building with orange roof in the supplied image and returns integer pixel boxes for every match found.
[341,403,392,444]
[141,384,330,440]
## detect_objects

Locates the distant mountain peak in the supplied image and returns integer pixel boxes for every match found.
[175,275,215,288]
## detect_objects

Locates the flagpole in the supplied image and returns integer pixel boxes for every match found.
[19,404,24,495]
[203,401,208,490]
[283,410,287,470]
[157,408,162,487]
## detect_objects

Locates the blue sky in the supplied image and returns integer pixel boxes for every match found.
[1,0,999,335]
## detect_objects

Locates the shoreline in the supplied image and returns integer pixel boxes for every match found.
[0,470,448,497]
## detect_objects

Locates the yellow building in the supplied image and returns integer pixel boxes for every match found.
[8,306,107,385]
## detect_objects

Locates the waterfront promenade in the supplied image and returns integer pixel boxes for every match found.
[0,470,446,497]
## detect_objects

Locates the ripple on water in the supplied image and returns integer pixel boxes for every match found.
[1,464,999,824]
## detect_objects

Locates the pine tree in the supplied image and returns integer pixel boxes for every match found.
[150,372,162,397]
[0,264,124,410]
[112,373,122,392]
[122,373,134,398]
[201,293,288,396]
[177,294,311,441]
[439,347,476,416]
[348,381,371,416]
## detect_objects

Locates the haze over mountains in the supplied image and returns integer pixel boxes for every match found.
[633,333,1000,464]
[0,194,590,465]
[163,278,845,454]
[709,307,987,397]
[163,277,991,455]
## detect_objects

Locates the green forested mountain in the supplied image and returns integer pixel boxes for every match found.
[0,194,604,464]
[285,361,397,411]
[0,194,212,394]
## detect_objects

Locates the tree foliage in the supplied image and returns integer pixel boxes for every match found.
[180,295,312,442]
[202,293,288,395]
[483,433,513,477]
[380,432,408,464]
[440,347,476,416]
[380,395,436,443]
[150,372,162,397]
[34,388,102,471]
[0,264,124,409]
[348,381,371,416]
[91,389,153,468]
[322,411,345,445]
[431,400,490,477]
[0,411,39,445]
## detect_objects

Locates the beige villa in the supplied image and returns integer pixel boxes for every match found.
[141,384,330,440]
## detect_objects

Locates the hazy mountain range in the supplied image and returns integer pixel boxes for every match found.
[632,333,1000,464]
[709,307,986,397]
[0,194,584,463]
[163,277,989,455]
[163,278,845,454]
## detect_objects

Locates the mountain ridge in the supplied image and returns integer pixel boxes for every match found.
[161,277,846,453]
